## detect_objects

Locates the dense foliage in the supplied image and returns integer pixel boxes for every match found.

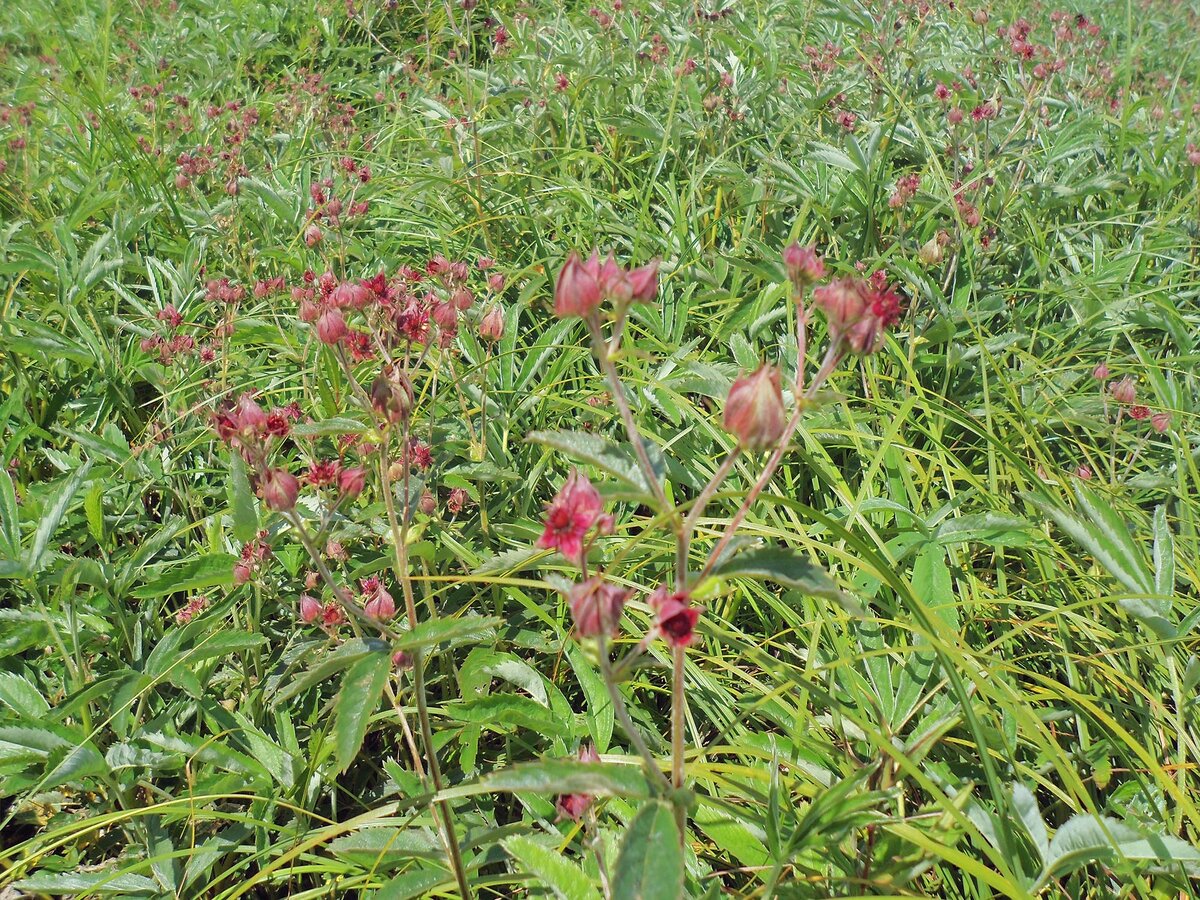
[1,0,1199,896]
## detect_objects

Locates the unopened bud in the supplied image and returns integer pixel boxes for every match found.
[723,364,786,450]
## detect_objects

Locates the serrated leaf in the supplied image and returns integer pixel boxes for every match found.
[527,430,662,498]
[228,454,258,543]
[711,546,845,601]
[272,637,391,706]
[445,695,572,737]
[0,671,50,718]
[334,651,392,772]
[438,759,651,802]
[565,642,613,753]
[612,801,683,900]
[504,835,600,900]
[392,616,501,653]
[132,554,238,599]
[30,462,92,573]
[13,872,157,894]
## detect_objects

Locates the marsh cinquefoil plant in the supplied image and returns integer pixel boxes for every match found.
[532,245,903,882]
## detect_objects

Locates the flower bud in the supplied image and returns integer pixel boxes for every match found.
[233,561,252,585]
[554,251,603,317]
[568,577,630,638]
[812,277,869,335]
[723,364,786,450]
[1108,375,1136,405]
[338,466,366,499]
[315,307,348,345]
[261,467,300,511]
[783,243,825,287]
[331,281,372,310]
[432,300,458,330]
[299,594,322,623]
[479,305,505,342]
[364,586,396,620]
[419,490,437,516]
[918,235,944,266]
[1092,363,1110,380]
[627,259,660,302]
[1151,412,1171,433]
[370,372,413,424]
[304,223,323,247]
[451,287,474,310]
[597,253,632,302]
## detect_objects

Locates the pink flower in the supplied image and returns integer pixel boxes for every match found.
[304,223,323,247]
[537,470,603,565]
[554,251,604,317]
[362,577,396,620]
[568,577,630,638]
[724,364,786,450]
[1092,363,1110,380]
[1075,464,1093,480]
[1128,405,1150,421]
[1151,412,1172,434]
[597,253,632,303]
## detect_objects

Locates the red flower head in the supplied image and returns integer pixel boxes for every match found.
[315,307,348,345]
[650,586,701,648]
[537,470,604,565]
[1108,376,1136,405]
[568,577,630,638]
[361,577,396,620]
[554,251,604,318]
[555,744,601,821]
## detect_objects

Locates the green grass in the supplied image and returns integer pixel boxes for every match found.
[1,0,1199,896]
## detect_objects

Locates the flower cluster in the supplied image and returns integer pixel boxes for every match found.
[553,250,659,318]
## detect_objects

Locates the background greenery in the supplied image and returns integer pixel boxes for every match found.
[1,0,1199,896]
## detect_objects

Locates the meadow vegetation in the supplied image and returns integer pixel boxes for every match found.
[1,0,1199,896]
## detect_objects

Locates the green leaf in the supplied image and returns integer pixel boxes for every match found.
[711,546,846,602]
[0,469,19,554]
[1034,490,1152,594]
[272,637,390,706]
[445,695,573,738]
[504,835,601,900]
[565,642,614,753]
[527,430,662,498]
[392,616,501,653]
[84,482,105,544]
[0,671,50,718]
[1152,505,1175,597]
[612,801,683,900]
[911,542,959,632]
[438,759,651,802]
[1040,814,1200,886]
[132,554,238,599]
[334,652,392,772]
[13,872,157,895]
[228,453,258,543]
[30,462,92,573]
[1012,783,1048,861]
